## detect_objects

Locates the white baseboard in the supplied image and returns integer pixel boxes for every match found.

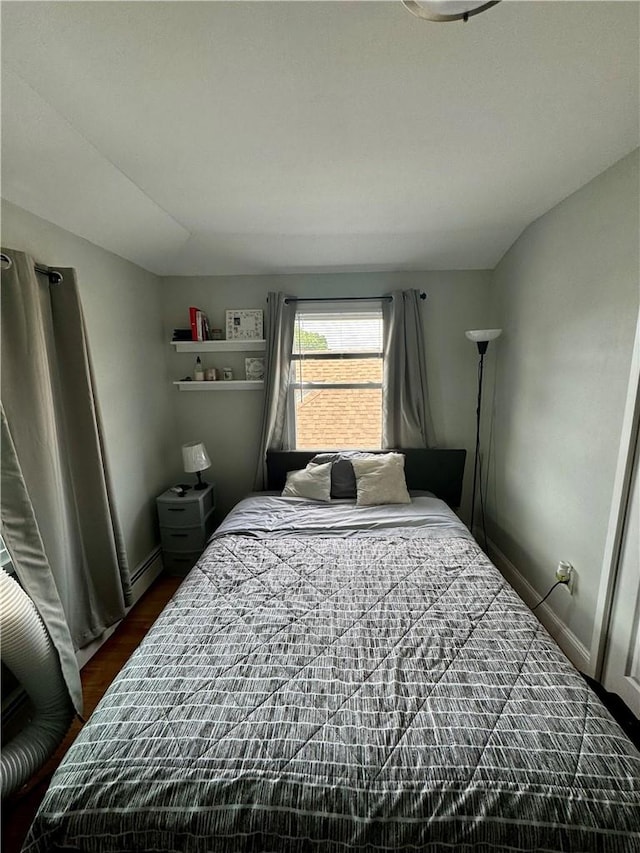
[130,545,164,600]
[75,546,164,670]
[486,538,592,674]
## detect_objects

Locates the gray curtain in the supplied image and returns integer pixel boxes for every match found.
[1,407,82,713]
[1,249,130,670]
[254,292,296,488]
[382,289,434,448]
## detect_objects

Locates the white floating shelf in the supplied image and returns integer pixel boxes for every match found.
[171,340,266,353]
[174,380,264,391]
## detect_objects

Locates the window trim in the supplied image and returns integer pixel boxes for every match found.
[289,303,384,449]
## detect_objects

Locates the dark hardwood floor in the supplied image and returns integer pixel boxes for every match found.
[2,574,182,853]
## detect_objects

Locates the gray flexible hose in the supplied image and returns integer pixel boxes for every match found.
[1,567,74,797]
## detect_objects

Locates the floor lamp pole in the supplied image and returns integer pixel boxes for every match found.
[470,341,488,535]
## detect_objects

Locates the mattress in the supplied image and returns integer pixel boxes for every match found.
[23,495,640,852]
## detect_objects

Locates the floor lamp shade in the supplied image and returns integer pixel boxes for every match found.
[465,329,502,354]
[182,441,211,489]
[465,329,502,342]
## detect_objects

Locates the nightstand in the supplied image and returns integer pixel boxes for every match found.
[156,483,215,576]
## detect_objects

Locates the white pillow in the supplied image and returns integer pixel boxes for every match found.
[281,461,332,502]
[351,453,411,506]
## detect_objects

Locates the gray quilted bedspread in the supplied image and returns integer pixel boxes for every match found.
[24,533,640,852]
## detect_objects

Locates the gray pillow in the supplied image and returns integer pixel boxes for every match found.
[310,452,378,499]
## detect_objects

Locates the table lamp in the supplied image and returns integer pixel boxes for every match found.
[182,441,211,490]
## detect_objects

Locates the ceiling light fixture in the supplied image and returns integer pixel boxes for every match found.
[402,0,501,23]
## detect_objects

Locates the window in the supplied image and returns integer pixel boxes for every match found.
[290,305,384,449]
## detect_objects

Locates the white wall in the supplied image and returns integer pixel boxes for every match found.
[1,199,178,570]
[161,271,493,519]
[487,149,640,659]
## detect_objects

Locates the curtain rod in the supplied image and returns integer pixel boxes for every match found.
[35,264,64,284]
[0,252,63,284]
[283,292,426,305]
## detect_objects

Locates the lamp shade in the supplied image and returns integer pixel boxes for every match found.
[182,441,211,474]
[465,329,502,343]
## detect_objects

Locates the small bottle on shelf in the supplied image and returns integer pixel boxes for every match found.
[194,356,205,381]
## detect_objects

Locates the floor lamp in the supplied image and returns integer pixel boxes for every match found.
[465,329,502,537]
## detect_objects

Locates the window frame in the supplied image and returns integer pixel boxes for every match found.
[287,302,384,450]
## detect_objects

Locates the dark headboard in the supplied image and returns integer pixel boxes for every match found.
[266,449,467,508]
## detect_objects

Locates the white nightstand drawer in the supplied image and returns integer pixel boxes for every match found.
[162,551,201,576]
[157,500,204,528]
[157,484,215,527]
[160,521,212,553]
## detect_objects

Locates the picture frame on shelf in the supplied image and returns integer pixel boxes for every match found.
[225,309,263,340]
[245,357,265,381]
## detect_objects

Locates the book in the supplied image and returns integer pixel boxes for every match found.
[201,312,211,341]
[172,328,192,341]
[190,308,212,342]
[189,306,201,342]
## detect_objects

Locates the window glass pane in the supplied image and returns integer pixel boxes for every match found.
[292,306,384,449]
[293,310,383,354]
[293,357,382,385]
[295,388,382,450]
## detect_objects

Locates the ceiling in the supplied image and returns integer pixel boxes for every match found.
[1,1,638,277]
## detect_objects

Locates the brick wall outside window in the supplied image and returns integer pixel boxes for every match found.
[294,358,382,449]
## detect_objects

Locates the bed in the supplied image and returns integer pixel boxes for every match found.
[23,449,640,852]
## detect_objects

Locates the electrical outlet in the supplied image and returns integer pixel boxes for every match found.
[556,561,575,595]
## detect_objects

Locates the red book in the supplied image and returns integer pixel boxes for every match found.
[189,306,200,341]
